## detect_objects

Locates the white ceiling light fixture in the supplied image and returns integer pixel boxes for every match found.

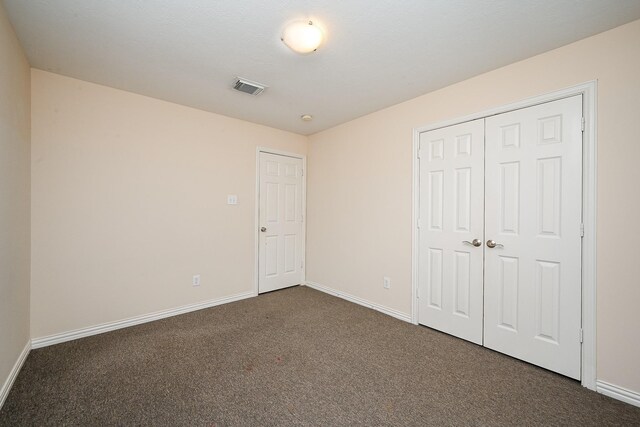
[301,114,313,121]
[281,20,324,54]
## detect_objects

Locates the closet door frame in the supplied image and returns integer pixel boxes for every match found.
[411,81,597,390]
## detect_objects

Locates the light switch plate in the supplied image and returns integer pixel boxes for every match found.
[227,195,238,205]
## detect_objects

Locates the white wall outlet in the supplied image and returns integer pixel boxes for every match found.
[192,275,201,287]
[227,194,238,205]
[383,276,391,289]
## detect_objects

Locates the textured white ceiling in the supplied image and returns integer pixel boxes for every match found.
[5,0,640,135]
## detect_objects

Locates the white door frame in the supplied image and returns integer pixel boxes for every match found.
[411,81,597,390]
[254,147,307,295]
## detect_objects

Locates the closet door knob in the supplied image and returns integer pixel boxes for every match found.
[486,240,504,249]
[463,239,482,247]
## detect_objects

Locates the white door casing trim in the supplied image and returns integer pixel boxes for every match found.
[411,81,597,390]
[254,147,307,295]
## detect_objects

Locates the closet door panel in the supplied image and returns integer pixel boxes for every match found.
[484,95,583,380]
[418,119,485,345]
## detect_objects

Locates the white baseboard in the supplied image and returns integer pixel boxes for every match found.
[0,341,30,410]
[597,380,640,408]
[31,291,256,349]
[304,281,412,323]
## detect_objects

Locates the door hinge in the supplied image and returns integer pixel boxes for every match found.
[301,260,304,269]
[417,148,422,159]
[581,117,585,132]
[301,168,304,176]
[580,223,585,237]
[579,328,584,343]
[417,287,420,300]
[417,218,422,229]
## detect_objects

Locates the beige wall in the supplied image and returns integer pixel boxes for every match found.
[31,70,307,338]
[307,20,640,393]
[0,3,31,397]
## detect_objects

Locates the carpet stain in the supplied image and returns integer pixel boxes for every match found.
[385,401,395,414]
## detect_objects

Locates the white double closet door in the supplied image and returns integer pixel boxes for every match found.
[418,95,583,380]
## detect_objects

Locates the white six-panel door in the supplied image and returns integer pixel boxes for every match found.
[418,96,583,379]
[258,152,304,293]
[484,95,583,379]
[418,119,485,345]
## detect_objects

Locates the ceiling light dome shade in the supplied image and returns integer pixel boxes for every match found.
[281,21,323,54]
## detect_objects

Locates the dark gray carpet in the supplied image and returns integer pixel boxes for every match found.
[1,286,639,426]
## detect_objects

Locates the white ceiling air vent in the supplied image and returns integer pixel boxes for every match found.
[233,78,266,96]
